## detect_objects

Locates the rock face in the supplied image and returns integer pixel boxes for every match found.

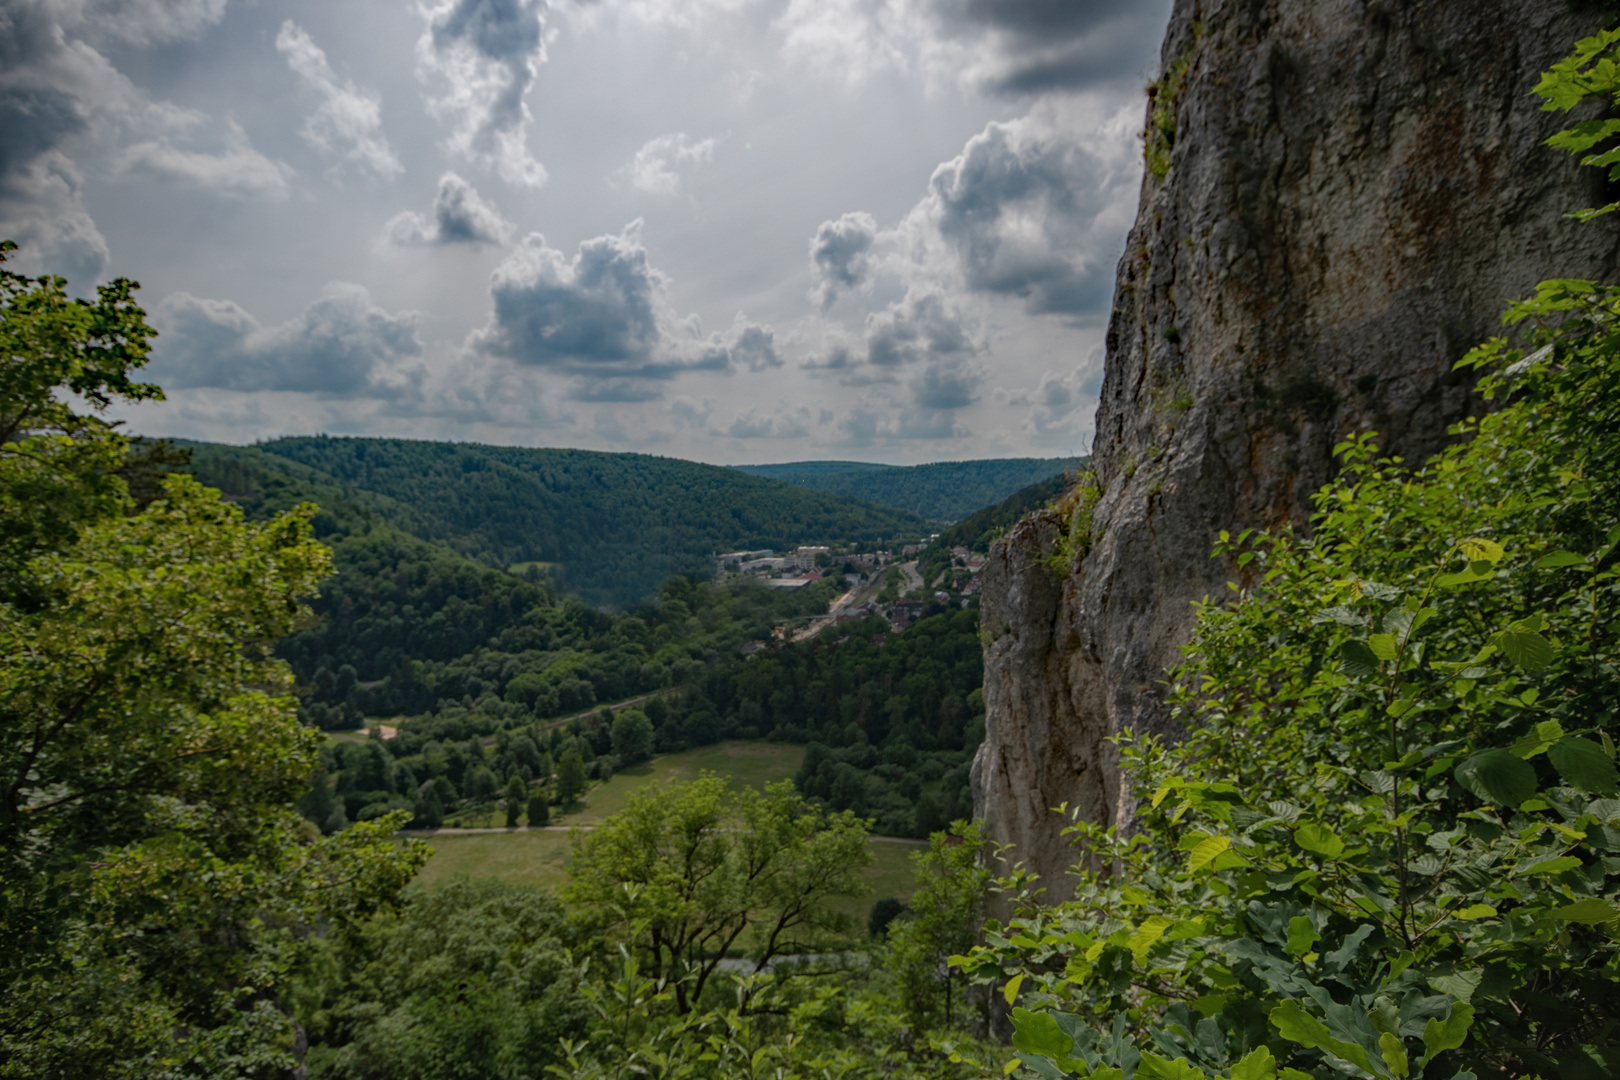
[973,0,1620,898]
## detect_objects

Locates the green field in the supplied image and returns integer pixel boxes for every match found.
[405,740,923,914]
[408,830,921,918]
[556,740,807,824]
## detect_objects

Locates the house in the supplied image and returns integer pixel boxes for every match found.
[790,546,830,571]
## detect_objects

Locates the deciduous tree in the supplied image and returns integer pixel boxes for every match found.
[0,243,423,1075]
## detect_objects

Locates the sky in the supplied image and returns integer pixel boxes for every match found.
[2,0,1172,465]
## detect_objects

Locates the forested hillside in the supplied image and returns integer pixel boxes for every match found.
[190,438,925,606]
[184,444,844,731]
[734,457,1079,521]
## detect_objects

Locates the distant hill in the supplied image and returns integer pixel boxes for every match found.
[733,457,1081,521]
[934,469,1082,554]
[188,437,925,607]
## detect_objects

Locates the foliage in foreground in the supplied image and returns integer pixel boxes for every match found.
[0,242,423,1076]
[957,38,1620,1080]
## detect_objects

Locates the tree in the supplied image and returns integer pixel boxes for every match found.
[300,762,336,829]
[556,747,587,807]
[0,243,424,1075]
[527,793,550,827]
[294,880,590,1079]
[566,776,871,1013]
[505,773,527,827]
[0,240,160,605]
[610,707,655,764]
[888,821,992,1033]
[467,763,498,802]
[416,783,445,830]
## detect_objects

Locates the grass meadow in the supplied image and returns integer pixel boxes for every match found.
[403,740,924,918]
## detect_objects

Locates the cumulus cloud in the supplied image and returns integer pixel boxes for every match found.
[415,0,551,188]
[55,0,230,46]
[834,403,965,445]
[470,221,780,396]
[669,395,713,429]
[0,152,109,285]
[276,21,402,178]
[117,118,292,198]
[725,404,812,439]
[148,282,423,394]
[382,171,512,246]
[997,353,1102,447]
[909,356,980,409]
[726,320,782,372]
[0,0,292,280]
[808,210,877,310]
[616,133,716,196]
[863,292,976,368]
[922,106,1135,317]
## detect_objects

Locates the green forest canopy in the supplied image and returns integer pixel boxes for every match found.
[188,437,927,607]
[733,457,1081,521]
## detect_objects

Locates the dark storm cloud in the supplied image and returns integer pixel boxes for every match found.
[471,223,780,391]
[417,0,550,186]
[807,210,877,310]
[382,172,512,246]
[149,283,422,394]
[927,118,1124,318]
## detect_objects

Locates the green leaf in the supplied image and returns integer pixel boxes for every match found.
[1003,973,1024,1005]
[1516,854,1582,877]
[1011,1008,1074,1061]
[1129,916,1174,960]
[1285,916,1319,957]
[1230,1047,1276,1080]
[1494,630,1553,671]
[1549,736,1620,794]
[1279,1072,1314,1080]
[1427,969,1483,1003]
[1535,550,1588,568]
[1368,634,1399,661]
[1269,1002,1375,1074]
[1293,823,1346,859]
[1187,835,1230,874]
[1436,567,1491,589]
[1340,640,1381,678]
[1420,1003,1474,1067]
[1455,749,1538,806]
[1380,1032,1410,1079]
[1551,898,1620,923]
[1458,538,1505,564]
[1508,721,1565,759]
[1137,1053,1204,1080]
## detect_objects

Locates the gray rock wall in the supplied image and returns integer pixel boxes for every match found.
[973,0,1620,899]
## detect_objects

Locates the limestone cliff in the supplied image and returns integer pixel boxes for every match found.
[973,0,1620,897]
